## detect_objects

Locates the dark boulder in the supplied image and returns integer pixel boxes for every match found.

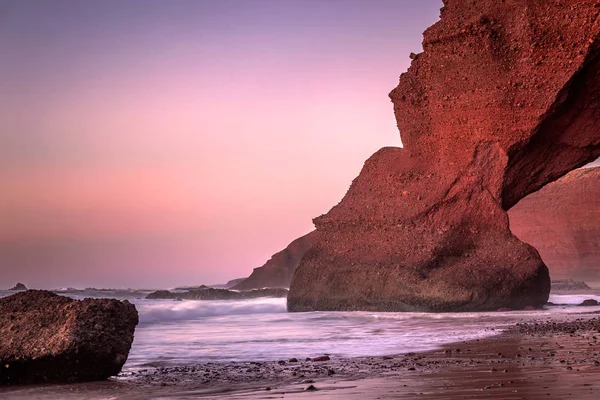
[0,290,138,384]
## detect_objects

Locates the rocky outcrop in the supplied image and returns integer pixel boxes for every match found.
[233,232,317,290]
[225,278,247,288]
[173,285,210,291]
[8,283,27,291]
[225,167,598,293]
[578,299,599,306]
[0,290,138,384]
[288,0,600,312]
[146,287,288,300]
[509,167,600,282]
[551,279,592,292]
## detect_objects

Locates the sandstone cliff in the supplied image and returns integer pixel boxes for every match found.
[509,167,600,282]
[233,231,316,290]
[288,0,600,312]
[227,167,600,291]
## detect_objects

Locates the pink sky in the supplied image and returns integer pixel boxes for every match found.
[0,1,445,289]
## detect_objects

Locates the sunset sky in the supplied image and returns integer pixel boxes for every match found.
[0,0,445,289]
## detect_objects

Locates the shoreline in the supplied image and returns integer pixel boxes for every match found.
[2,312,600,399]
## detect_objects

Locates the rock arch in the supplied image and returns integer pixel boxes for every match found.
[288,0,600,312]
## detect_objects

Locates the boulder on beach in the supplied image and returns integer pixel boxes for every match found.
[288,0,600,312]
[8,283,27,291]
[0,290,139,384]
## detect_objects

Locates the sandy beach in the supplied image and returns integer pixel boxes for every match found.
[2,313,599,399]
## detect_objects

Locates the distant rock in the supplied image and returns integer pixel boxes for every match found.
[8,283,27,291]
[578,299,599,307]
[172,279,247,290]
[0,290,138,384]
[145,290,175,299]
[172,285,210,291]
[509,167,600,282]
[146,287,288,300]
[551,279,592,292]
[232,231,317,290]
[225,278,247,288]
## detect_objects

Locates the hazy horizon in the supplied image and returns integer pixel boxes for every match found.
[0,0,444,289]
[2,1,598,290]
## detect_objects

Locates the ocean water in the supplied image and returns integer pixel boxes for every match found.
[2,289,600,370]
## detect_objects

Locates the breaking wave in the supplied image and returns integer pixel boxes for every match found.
[548,293,600,305]
[135,298,287,324]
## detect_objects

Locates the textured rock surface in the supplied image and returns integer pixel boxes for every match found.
[232,232,316,290]
[510,167,600,282]
[288,0,600,312]
[0,290,138,384]
[225,167,599,293]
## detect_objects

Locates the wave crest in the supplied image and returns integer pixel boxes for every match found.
[136,298,287,323]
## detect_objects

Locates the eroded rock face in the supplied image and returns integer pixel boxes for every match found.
[288,0,600,312]
[0,290,138,384]
[509,167,600,282]
[232,231,316,290]
[228,167,599,292]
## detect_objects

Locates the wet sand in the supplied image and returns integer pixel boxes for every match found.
[2,314,600,399]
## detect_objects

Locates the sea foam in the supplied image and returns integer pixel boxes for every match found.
[548,293,600,305]
[136,298,287,324]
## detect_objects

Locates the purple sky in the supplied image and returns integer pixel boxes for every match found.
[0,1,446,289]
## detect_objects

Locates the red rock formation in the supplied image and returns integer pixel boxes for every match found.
[288,0,600,312]
[221,167,599,292]
[0,290,138,384]
[509,167,600,282]
[233,231,316,290]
